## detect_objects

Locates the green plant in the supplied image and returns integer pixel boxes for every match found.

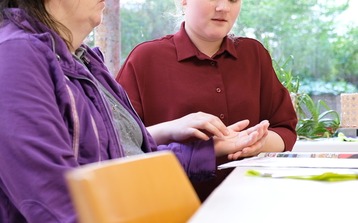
[295,94,340,139]
[273,55,299,95]
[273,56,341,139]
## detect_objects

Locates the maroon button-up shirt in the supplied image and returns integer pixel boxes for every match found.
[117,22,297,201]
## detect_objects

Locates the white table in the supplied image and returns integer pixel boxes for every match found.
[293,138,358,152]
[188,166,358,223]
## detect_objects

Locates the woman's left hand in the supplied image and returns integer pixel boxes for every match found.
[213,120,269,159]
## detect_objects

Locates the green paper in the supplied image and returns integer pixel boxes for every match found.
[246,169,358,182]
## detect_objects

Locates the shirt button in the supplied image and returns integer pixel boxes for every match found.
[219,114,225,119]
[216,88,222,93]
[210,61,216,66]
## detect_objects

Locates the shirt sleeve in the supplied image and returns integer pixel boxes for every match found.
[258,45,298,151]
[116,51,145,120]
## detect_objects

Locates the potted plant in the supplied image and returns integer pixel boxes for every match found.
[273,56,341,139]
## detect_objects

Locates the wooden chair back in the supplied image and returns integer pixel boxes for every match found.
[65,151,201,223]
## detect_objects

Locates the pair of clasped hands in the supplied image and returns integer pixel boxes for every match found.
[148,112,269,160]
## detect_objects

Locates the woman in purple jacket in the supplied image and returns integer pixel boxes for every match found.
[0,1,269,222]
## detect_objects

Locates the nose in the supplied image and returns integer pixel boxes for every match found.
[216,0,230,12]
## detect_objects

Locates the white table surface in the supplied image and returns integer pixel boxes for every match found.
[188,166,358,223]
[293,138,358,152]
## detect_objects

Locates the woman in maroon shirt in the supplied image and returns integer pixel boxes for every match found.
[117,0,297,201]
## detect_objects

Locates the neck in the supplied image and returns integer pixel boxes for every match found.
[202,44,221,58]
[68,27,91,53]
[185,29,222,58]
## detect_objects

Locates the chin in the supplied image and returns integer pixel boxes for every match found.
[208,33,227,41]
[93,14,104,25]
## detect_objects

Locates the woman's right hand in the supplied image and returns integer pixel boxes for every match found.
[147,111,230,145]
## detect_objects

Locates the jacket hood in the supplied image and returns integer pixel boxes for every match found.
[2,8,76,70]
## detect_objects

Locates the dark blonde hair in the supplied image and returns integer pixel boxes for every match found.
[0,0,73,49]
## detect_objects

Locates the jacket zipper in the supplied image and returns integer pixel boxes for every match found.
[66,73,125,159]
[64,78,80,160]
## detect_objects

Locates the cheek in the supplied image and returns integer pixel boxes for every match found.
[187,1,212,16]
[234,5,242,16]
[185,8,200,22]
[231,9,241,20]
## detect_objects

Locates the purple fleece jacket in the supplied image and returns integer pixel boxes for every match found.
[0,8,215,223]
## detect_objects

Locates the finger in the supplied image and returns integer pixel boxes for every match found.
[245,124,260,135]
[228,151,243,160]
[246,120,269,133]
[255,123,269,139]
[259,120,270,132]
[260,120,270,126]
[227,119,250,132]
[241,146,258,157]
[199,119,229,138]
[235,131,259,149]
[190,129,211,141]
[241,138,266,157]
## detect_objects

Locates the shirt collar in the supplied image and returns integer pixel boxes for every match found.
[173,22,238,61]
